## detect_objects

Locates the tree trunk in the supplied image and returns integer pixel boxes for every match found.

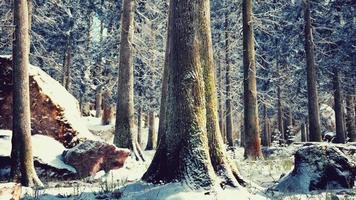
[262,103,269,147]
[277,86,284,143]
[303,0,322,142]
[11,0,42,187]
[242,0,262,159]
[102,89,112,125]
[142,0,246,189]
[346,95,356,142]
[95,85,102,118]
[146,112,157,150]
[114,0,144,161]
[137,106,143,146]
[225,15,233,147]
[301,123,307,142]
[333,69,345,143]
[62,36,71,91]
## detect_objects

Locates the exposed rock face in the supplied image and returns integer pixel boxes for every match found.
[63,140,131,178]
[0,56,92,147]
[0,183,21,200]
[274,144,356,193]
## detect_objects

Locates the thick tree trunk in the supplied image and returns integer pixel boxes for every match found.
[346,95,356,142]
[11,0,42,187]
[102,89,112,125]
[114,0,144,161]
[303,0,322,142]
[242,0,262,159]
[225,19,233,147]
[146,112,157,150]
[143,0,246,189]
[333,69,345,143]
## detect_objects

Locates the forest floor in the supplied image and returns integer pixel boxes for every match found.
[1,116,355,200]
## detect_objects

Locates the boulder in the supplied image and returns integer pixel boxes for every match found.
[273,144,356,193]
[0,56,93,147]
[0,183,21,200]
[62,140,130,178]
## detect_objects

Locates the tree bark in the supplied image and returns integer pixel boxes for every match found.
[301,123,307,142]
[277,86,284,143]
[262,103,269,147]
[225,14,233,147]
[146,112,157,150]
[11,0,42,187]
[303,0,322,142]
[143,0,246,189]
[346,95,356,142]
[114,0,144,161]
[137,106,143,146]
[95,85,102,118]
[242,0,262,159]
[102,89,112,125]
[333,69,345,143]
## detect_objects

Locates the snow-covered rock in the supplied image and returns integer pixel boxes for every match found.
[273,144,356,193]
[62,140,131,178]
[0,56,95,147]
[0,130,77,180]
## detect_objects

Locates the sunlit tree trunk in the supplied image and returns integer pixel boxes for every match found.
[11,0,42,187]
[114,0,144,161]
[242,0,262,159]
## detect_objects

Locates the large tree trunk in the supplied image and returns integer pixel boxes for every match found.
[225,15,233,147]
[303,0,322,142]
[114,0,144,161]
[242,0,262,159]
[11,0,42,187]
[333,69,345,143]
[301,123,307,142]
[142,0,246,189]
[346,95,356,142]
[146,112,157,150]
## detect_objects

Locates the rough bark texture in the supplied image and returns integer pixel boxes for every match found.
[143,0,218,189]
[262,103,269,147]
[114,0,144,161]
[11,0,42,187]
[333,69,345,143]
[346,95,356,142]
[303,0,322,142]
[242,0,262,159]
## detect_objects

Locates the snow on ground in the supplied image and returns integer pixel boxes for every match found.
[0,130,76,173]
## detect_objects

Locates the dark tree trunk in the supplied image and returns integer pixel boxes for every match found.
[11,0,42,187]
[303,0,322,142]
[346,95,356,142]
[95,85,102,118]
[262,103,269,147]
[114,0,144,161]
[242,0,262,159]
[146,112,157,150]
[333,69,345,143]
[277,86,284,143]
[225,15,233,147]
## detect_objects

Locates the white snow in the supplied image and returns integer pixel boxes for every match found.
[0,130,76,173]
